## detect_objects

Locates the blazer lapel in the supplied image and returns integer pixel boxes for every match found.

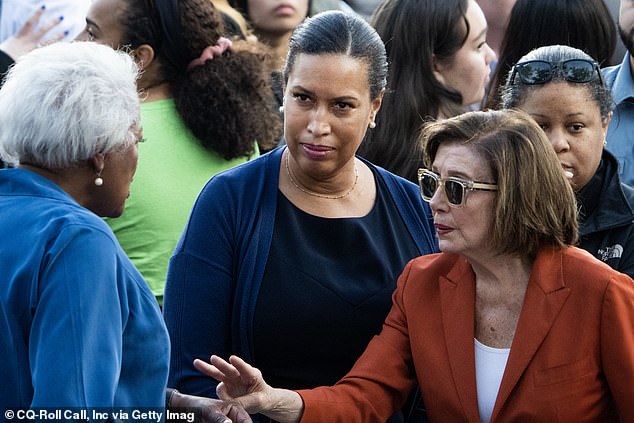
[491,247,571,421]
[440,256,480,421]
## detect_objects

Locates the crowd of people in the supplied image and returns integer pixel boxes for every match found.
[1,0,634,422]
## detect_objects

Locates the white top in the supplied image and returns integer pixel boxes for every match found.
[0,0,92,43]
[474,338,510,423]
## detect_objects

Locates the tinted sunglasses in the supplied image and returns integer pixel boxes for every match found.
[418,169,498,208]
[510,59,603,85]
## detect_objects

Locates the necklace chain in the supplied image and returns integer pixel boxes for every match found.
[285,153,358,199]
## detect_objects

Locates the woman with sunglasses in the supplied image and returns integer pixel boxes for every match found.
[195,109,634,423]
[501,44,634,279]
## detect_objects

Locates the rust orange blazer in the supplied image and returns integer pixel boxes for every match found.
[298,246,634,422]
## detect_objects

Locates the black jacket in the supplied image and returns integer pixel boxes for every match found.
[577,149,634,279]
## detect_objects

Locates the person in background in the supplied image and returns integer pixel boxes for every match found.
[213,0,254,39]
[475,0,516,57]
[602,0,634,187]
[229,0,308,70]
[163,10,438,423]
[0,41,250,423]
[198,109,634,423]
[76,0,282,303]
[0,6,64,78]
[0,6,64,169]
[485,0,616,110]
[606,0,628,64]
[0,0,90,42]
[501,45,634,278]
[357,0,496,182]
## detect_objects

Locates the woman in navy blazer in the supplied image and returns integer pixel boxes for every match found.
[163,11,437,423]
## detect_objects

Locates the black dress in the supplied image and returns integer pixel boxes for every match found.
[253,168,422,422]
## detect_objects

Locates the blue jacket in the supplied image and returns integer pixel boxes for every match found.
[164,147,438,397]
[602,54,634,187]
[0,169,169,412]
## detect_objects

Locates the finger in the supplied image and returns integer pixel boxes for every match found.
[224,403,253,423]
[200,407,232,423]
[216,382,231,401]
[211,355,242,379]
[228,356,260,382]
[193,358,227,380]
[203,412,232,423]
[37,30,67,49]
[15,6,46,37]
[37,16,66,38]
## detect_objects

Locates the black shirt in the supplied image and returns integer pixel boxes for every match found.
[253,169,419,389]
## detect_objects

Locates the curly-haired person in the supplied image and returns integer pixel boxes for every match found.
[76,0,283,303]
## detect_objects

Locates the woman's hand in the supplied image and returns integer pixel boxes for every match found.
[0,7,66,60]
[194,355,304,423]
[169,389,252,423]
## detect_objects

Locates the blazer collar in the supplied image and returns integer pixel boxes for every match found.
[440,254,479,422]
[492,246,571,420]
[439,247,571,422]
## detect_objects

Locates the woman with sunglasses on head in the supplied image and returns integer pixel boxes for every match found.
[196,109,634,423]
[501,44,634,279]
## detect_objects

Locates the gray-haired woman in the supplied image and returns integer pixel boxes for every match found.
[0,41,249,423]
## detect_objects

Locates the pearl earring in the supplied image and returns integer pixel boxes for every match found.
[94,170,103,186]
[369,121,376,129]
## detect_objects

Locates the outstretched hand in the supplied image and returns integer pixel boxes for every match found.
[194,355,304,423]
[194,355,273,414]
[0,7,66,60]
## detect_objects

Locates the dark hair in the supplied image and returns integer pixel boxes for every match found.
[283,10,388,101]
[119,0,281,159]
[485,0,615,110]
[357,0,470,182]
[420,109,578,258]
[500,45,613,120]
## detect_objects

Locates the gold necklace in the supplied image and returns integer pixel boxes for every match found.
[285,153,358,199]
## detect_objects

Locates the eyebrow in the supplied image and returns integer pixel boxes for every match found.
[530,112,588,119]
[291,85,360,102]
[431,168,479,181]
[85,18,100,31]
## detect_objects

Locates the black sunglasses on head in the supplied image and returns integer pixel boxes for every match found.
[510,59,603,86]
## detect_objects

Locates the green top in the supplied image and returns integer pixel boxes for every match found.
[108,99,256,303]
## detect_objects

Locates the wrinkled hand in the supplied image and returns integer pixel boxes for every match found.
[194,356,303,423]
[194,355,275,415]
[0,7,65,60]
[171,390,252,423]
